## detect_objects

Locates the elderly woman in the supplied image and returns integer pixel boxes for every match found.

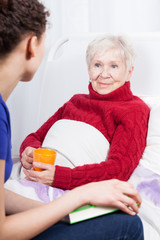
[20,35,150,190]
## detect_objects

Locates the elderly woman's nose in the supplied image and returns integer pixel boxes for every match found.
[100,68,110,78]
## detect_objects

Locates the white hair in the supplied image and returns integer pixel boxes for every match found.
[86,34,136,71]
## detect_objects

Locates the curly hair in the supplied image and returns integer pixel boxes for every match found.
[0,0,49,58]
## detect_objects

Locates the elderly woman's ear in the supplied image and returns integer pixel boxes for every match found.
[126,66,134,82]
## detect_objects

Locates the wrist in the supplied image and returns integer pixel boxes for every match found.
[74,183,92,206]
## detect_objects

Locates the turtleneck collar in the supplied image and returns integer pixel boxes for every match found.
[88,81,133,101]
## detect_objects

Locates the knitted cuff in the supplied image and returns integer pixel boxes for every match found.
[53,166,72,190]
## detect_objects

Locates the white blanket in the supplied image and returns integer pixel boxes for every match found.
[129,166,160,240]
[5,178,68,202]
[42,119,110,168]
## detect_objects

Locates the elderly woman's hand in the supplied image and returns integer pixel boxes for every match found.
[21,147,35,169]
[23,162,55,186]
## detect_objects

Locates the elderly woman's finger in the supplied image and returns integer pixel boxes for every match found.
[33,162,54,171]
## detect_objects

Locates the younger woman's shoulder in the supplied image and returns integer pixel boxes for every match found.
[0,95,10,121]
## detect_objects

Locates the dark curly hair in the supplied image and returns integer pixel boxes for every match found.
[0,0,49,58]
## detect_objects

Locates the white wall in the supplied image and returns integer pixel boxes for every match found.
[7,0,160,157]
[89,0,160,33]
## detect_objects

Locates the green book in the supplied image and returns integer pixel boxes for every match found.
[62,205,119,224]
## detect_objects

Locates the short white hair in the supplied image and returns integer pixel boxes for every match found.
[86,34,136,71]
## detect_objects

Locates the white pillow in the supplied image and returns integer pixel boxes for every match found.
[140,98,160,174]
[140,95,160,108]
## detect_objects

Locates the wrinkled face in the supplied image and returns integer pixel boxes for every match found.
[88,48,133,95]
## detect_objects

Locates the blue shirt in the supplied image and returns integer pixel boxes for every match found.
[0,94,13,182]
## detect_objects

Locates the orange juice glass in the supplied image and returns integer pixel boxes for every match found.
[33,148,56,171]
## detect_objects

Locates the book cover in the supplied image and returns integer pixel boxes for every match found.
[62,205,119,224]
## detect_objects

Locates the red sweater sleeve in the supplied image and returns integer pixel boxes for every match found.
[53,107,150,190]
[19,104,67,157]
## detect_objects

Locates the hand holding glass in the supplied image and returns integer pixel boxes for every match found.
[33,148,56,171]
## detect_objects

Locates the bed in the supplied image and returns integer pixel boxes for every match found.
[5,32,160,239]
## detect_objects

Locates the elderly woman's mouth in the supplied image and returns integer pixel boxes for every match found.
[98,82,112,87]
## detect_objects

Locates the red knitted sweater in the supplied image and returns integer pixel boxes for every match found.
[20,82,150,190]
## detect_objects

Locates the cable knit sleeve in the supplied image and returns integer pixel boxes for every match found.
[19,103,67,158]
[53,104,150,190]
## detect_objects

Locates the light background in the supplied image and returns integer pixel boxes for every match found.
[7,0,160,156]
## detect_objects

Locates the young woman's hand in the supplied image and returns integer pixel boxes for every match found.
[81,179,141,216]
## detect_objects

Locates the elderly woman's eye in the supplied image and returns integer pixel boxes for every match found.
[112,64,118,68]
[95,63,100,67]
